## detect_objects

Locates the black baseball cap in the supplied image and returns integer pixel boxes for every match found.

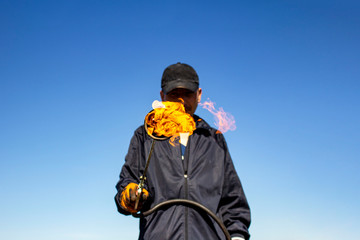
[161,62,199,94]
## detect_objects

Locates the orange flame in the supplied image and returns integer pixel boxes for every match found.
[145,100,196,145]
[199,99,236,133]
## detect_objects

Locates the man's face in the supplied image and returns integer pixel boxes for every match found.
[160,88,202,115]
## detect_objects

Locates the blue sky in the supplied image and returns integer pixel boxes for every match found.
[1,0,359,239]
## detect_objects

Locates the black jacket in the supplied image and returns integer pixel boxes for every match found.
[115,115,251,240]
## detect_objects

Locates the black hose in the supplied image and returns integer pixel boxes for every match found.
[132,199,231,240]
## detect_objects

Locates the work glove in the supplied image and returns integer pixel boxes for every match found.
[120,182,149,213]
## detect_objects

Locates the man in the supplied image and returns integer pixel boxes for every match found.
[115,62,251,240]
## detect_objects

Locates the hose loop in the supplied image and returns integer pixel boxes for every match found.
[132,199,231,240]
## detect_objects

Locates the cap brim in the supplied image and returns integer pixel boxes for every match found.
[162,80,198,94]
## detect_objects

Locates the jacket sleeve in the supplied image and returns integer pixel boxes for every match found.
[218,136,251,240]
[114,127,145,215]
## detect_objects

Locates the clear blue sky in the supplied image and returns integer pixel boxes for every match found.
[1,0,359,239]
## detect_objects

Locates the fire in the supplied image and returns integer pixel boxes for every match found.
[145,100,196,144]
[199,99,236,133]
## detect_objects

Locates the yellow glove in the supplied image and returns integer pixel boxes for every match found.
[120,183,149,213]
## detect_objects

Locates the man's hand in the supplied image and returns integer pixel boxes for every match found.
[120,183,149,213]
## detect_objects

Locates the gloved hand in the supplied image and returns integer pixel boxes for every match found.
[120,182,149,213]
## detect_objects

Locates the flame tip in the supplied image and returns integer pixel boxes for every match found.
[199,99,236,133]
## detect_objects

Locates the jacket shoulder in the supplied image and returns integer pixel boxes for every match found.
[194,115,227,149]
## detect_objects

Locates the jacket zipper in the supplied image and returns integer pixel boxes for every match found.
[184,173,188,240]
[182,138,190,240]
